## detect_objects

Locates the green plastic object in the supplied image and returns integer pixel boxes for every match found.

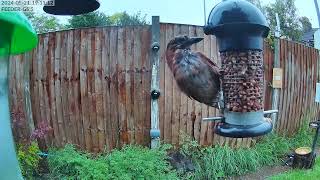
[0,12,38,56]
[0,12,38,180]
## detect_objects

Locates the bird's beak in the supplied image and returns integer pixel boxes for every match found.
[183,37,204,47]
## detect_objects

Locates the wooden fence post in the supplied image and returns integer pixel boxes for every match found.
[271,13,281,129]
[150,16,161,149]
[271,38,280,129]
[23,53,35,136]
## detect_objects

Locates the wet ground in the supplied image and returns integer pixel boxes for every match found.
[230,165,290,180]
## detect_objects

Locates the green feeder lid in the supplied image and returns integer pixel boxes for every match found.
[0,12,38,56]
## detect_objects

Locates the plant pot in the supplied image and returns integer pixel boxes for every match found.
[292,147,316,169]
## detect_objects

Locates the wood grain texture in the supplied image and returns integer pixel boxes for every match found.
[101,27,112,151]
[172,24,181,145]
[79,29,91,150]
[164,24,174,143]
[9,24,320,152]
[125,27,135,144]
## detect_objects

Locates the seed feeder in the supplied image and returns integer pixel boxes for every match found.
[0,12,38,179]
[203,0,278,138]
[43,0,100,15]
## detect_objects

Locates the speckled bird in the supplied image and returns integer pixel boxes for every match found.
[166,35,222,108]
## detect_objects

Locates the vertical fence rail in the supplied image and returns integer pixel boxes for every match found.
[150,16,161,148]
[271,38,280,128]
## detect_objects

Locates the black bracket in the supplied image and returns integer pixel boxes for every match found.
[151,42,160,52]
[151,89,160,100]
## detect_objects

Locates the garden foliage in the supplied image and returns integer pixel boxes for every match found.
[17,142,41,179]
[48,144,178,180]
[21,121,315,179]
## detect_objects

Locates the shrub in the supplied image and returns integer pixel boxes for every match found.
[48,144,178,180]
[105,145,178,180]
[17,142,41,179]
[48,144,108,180]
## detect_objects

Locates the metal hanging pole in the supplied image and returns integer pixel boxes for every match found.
[150,16,161,149]
[271,13,281,129]
[314,0,320,27]
[203,0,207,24]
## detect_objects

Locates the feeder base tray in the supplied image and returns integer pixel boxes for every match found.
[214,121,272,138]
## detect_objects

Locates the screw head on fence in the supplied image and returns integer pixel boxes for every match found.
[151,42,160,51]
[151,90,161,100]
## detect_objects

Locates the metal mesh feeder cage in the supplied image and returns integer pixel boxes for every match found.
[203,0,276,138]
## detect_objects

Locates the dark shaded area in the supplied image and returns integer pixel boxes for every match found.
[43,0,100,15]
[167,151,195,173]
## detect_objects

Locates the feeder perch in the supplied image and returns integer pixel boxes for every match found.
[43,0,100,15]
[203,0,274,138]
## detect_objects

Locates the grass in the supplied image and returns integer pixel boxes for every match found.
[178,121,315,180]
[269,158,320,180]
[179,133,291,179]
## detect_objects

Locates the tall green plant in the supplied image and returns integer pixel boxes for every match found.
[17,142,41,179]
[178,124,314,180]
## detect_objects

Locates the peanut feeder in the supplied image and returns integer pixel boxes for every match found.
[203,0,275,138]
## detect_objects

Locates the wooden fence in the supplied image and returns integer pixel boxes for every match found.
[9,23,320,152]
[275,39,320,133]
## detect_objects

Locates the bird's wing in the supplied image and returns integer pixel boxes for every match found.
[195,52,219,70]
[173,52,221,107]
